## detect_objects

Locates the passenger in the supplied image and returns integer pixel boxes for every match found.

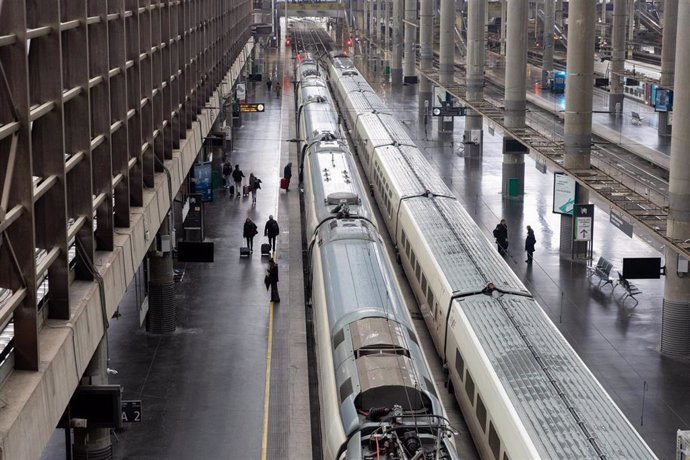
[266,78,273,93]
[493,219,508,256]
[264,215,280,252]
[275,82,281,98]
[222,162,232,189]
[525,225,536,264]
[232,164,245,198]
[249,173,262,204]
[266,258,280,303]
[243,217,258,253]
[283,162,292,191]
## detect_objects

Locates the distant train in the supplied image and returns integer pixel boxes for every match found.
[296,54,458,459]
[327,54,658,460]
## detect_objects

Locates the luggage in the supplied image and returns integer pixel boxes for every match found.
[280,177,288,190]
[240,247,250,258]
[243,185,250,197]
[261,243,271,256]
[229,185,235,196]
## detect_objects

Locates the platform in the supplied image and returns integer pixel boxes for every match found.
[354,58,689,460]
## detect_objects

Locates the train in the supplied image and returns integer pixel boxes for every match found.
[295,54,459,459]
[325,54,658,459]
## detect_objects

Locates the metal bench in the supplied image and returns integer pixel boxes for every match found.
[615,271,642,305]
[587,256,615,288]
[631,111,644,126]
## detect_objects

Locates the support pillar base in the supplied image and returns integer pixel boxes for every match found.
[661,299,690,357]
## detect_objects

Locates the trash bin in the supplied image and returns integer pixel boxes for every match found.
[507,178,519,197]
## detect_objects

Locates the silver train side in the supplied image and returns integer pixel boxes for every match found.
[328,55,657,460]
[295,55,458,459]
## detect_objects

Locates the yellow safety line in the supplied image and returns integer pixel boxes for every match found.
[260,299,275,459]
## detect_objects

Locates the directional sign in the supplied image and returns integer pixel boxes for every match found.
[574,204,594,242]
[432,106,466,117]
[240,103,265,113]
[121,400,142,423]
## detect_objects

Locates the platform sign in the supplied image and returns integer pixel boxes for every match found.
[610,209,633,238]
[432,106,466,117]
[236,83,246,103]
[574,204,594,242]
[553,172,576,215]
[121,400,142,423]
[239,103,265,113]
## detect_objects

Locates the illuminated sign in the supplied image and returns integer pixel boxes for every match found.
[240,103,265,113]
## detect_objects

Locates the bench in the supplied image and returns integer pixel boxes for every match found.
[615,271,642,305]
[587,256,615,288]
[631,111,644,126]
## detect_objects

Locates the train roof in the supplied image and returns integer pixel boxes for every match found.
[345,91,388,114]
[455,294,656,459]
[374,145,452,197]
[404,197,529,295]
[356,113,414,148]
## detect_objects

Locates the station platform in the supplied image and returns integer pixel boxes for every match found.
[41,45,311,459]
[40,43,688,460]
[355,59,688,460]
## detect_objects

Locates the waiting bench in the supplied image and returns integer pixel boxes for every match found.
[631,111,644,126]
[615,271,642,305]
[587,256,615,288]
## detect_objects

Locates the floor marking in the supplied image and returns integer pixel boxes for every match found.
[260,299,275,460]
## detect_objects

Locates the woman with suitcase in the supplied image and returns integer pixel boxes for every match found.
[243,217,258,254]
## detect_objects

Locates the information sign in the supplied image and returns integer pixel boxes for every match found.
[553,173,576,214]
[121,400,142,423]
[574,204,594,241]
[236,83,246,103]
[239,103,265,113]
[432,106,466,117]
[192,162,213,202]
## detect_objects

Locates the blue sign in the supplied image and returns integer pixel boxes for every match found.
[193,162,213,202]
[655,87,673,112]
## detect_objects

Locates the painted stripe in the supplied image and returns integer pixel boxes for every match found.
[260,300,275,460]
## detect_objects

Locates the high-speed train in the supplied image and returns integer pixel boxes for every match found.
[296,54,458,459]
[327,54,658,460]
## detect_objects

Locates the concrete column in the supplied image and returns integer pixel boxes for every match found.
[556,0,563,30]
[403,0,417,82]
[560,0,595,255]
[608,0,626,114]
[73,338,112,460]
[600,0,607,40]
[418,0,433,125]
[384,0,390,52]
[377,0,383,47]
[438,0,455,133]
[147,214,176,333]
[392,0,403,84]
[542,0,555,88]
[465,0,485,156]
[500,0,507,56]
[502,0,528,198]
[658,0,677,137]
[661,0,690,358]
[370,0,376,55]
[627,0,635,59]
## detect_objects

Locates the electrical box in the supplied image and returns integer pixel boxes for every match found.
[158,234,172,253]
[678,256,689,274]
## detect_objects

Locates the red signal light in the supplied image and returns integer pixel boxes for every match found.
[346,38,352,46]
[286,38,291,45]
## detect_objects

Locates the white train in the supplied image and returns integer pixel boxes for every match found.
[327,54,658,460]
[296,54,459,459]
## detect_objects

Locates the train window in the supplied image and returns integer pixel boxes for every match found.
[406,243,411,259]
[424,377,437,398]
[340,378,353,403]
[406,327,418,346]
[415,262,421,283]
[401,231,407,248]
[455,350,464,380]
[333,329,345,349]
[489,422,501,460]
[427,291,434,313]
[476,395,487,433]
[502,453,509,460]
[410,251,416,270]
[421,274,427,296]
[465,372,475,404]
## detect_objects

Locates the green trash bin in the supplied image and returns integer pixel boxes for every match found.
[507,178,519,197]
[212,171,222,190]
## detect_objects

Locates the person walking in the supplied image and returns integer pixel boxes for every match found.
[222,162,232,190]
[232,164,244,198]
[266,78,272,93]
[525,225,536,263]
[243,217,258,253]
[249,173,262,204]
[266,258,280,303]
[283,162,292,191]
[493,219,509,256]
[264,215,280,252]
[275,82,281,98]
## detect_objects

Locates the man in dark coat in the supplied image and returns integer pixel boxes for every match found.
[493,219,508,256]
[264,215,280,252]
[232,164,245,198]
[283,162,292,191]
[243,217,258,253]
[267,258,280,303]
[525,225,536,263]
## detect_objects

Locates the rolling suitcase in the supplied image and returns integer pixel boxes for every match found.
[242,185,250,197]
[261,243,271,257]
[240,247,250,258]
[229,185,235,196]
[280,177,288,190]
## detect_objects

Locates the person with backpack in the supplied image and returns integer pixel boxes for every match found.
[222,162,232,189]
[264,215,280,252]
[525,225,536,264]
[243,217,258,253]
[232,164,244,198]
[249,173,262,204]
[493,219,508,256]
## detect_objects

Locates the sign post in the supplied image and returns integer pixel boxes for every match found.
[573,204,594,259]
